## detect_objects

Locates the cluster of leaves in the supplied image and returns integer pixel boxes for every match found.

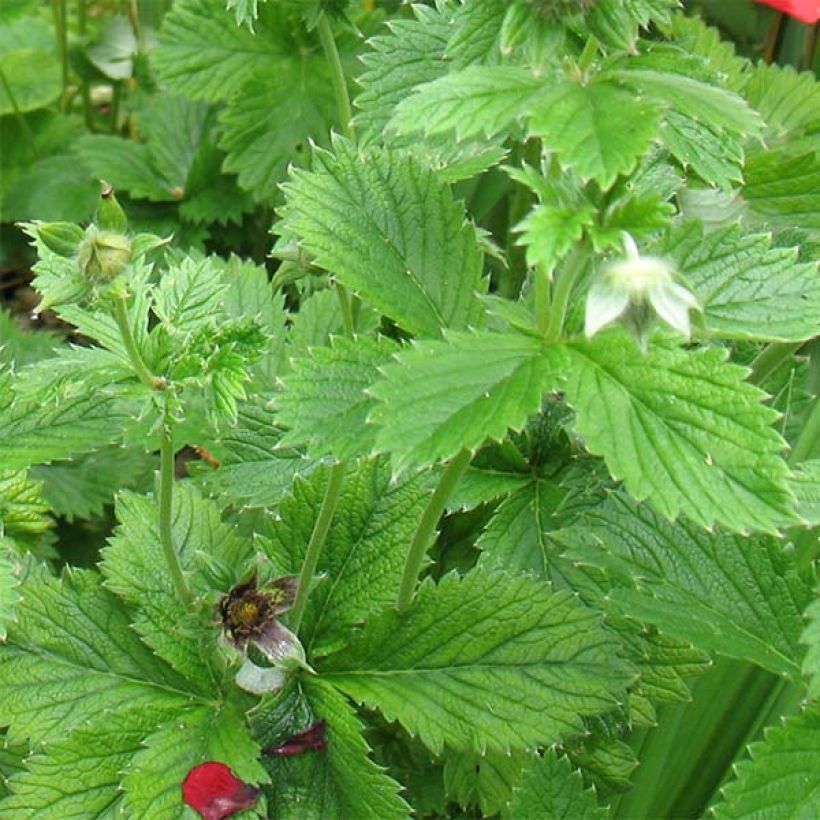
[0,0,818,817]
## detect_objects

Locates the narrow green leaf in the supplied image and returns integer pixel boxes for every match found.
[320,569,634,755]
[528,79,662,188]
[712,707,820,819]
[278,336,398,462]
[0,569,199,744]
[262,458,430,657]
[390,66,542,141]
[557,492,813,677]
[565,331,794,532]
[658,221,820,343]
[504,750,608,819]
[370,331,568,472]
[280,140,485,338]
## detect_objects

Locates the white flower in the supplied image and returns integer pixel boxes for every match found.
[585,234,700,340]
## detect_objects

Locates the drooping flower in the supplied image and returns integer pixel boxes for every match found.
[584,233,699,343]
[182,762,260,820]
[218,571,306,695]
[754,0,819,24]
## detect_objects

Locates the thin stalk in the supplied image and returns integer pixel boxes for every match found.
[290,461,346,633]
[113,297,158,389]
[544,245,588,343]
[535,263,551,336]
[0,65,38,160]
[749,341,800,385]
[316,14,354,140]
[159,414,194,609]
[78,0,93,130]
[52,0,69,110]
[110,82,122,133]
[128,0,144,53]
[397,448,472,612]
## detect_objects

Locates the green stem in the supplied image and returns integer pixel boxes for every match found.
[544,245,588,343]
[290,461,346,634]
[52,0,69,110]
[397,449,472,612]
[749,341,800,386]
[78,0,93,130]
[0,65,38,160]
[316,13,354,140]
[113,297,158,389]
[159,413,194,609]
[535,264,551,336]
[110,82,121,133]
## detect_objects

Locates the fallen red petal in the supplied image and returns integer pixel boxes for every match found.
[264,720,327,757]
[182,761,261,820]
[754,0,820,24]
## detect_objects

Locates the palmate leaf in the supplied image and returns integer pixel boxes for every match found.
[712,707,820,819]
[264,678,409,819]
[0,569,199,744]
[154,256,228,336]
[389,66,543,141]
[505,751,608,819]
[658,221,820,342]
[277,336,398,462]
[528,79,662,189]
[320,569,634,755]
[280,139,486,338]
[262,458,430,657]
[0,709,174,817]
[557,492,813,677]
[564,330,794,533]
[121,701,268,819]
[370,330,568,473]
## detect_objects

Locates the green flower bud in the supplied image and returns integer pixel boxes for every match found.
[95,182,128,233]
[77,228,132,283]
[27,221,85,258]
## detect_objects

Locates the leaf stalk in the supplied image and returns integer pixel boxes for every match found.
[316,13,354,141]
[112,297,159,390]
[544,244,588,342]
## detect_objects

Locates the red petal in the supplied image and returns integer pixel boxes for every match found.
[182,762,261,820]
[754,0,820,23]
[264,720,327,757]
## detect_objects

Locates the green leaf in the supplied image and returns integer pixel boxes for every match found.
[802,597,820,701]
[154,256,228,336]
[557,492,813,677]
[0,308,59,369]
[516,202,596,272]
[219,60,336,202]
[122,701,268,819]
[370,331,567,473]
[0,48,60,114]
[564,331,794,532]
[658,221,820,343]
[277,336,398,462]
[0,569,199,744]
[505,751,608,819]
[154,0,291,103]
[0,542,21,642]
[0,709,172,817]
[445,748,534,817]
[792,461,820,527]
[712,707,820,819]
[264,678,409,819]
[390,66,542,141]
[197,395,314,509]
[0,469,51,552]
[262,458,430,657]
[320,569,634,755]
[280,139,486,338]
[102,482,252,687]
[528,79,662,188]
[743,149,820,235]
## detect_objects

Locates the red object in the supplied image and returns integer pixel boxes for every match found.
[754,0,820,23]
[264,720,327,757]
[182,762,261,820]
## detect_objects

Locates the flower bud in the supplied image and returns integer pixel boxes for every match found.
[28,221,85,258]
[77,228,132,283]
[95,182,128,233]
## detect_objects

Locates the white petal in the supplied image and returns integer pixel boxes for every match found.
[235,659,286,695]
[649,283,695,338]
[585,282,630,337]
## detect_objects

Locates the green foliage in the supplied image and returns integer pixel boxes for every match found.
[0,543,21,642]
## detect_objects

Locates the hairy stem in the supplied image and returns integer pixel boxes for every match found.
[317,13,354,140]
[159,412,194,609]
[544,245,588,343]
[113,297,158,389]
[749,341,800,385]
[397,449,472,612]
[0,65,38,160]
[290,461,347,633]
